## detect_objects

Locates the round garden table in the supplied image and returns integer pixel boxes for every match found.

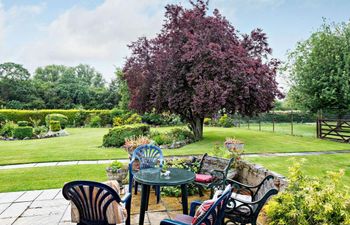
[133,167,195,225]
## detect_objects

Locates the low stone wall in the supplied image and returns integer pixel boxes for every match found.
[235,159,288,191]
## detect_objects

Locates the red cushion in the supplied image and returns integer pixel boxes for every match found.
[174,214,193,225]
[195,174,213,183]
[191,200,215,225]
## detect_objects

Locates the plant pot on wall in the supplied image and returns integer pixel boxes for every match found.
[106,167,128,188]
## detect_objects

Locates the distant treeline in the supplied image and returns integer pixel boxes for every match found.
[0,62,125,109]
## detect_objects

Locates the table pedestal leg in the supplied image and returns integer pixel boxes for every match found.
[139,184,150,225]
[181,184,189,215]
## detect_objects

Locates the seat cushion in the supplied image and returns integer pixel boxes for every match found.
[195,174,214,183]
[191,199,216,225]
[174,214,194,225]
[231,192,252,207]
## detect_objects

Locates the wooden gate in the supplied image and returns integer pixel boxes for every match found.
[317,118,350,142]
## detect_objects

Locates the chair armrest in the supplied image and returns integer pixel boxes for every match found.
[226,178,254,196]
[190,200,202,216]
[160,219,189,225]
[120,192,131,204]
[210,169,225,178]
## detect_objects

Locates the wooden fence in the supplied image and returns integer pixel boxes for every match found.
[317,118,350,142]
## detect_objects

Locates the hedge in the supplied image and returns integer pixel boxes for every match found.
[102,124,150,147]
[0,109,112,127]
[13,126,33,139]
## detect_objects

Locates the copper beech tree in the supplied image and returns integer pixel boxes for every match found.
[123,1,282,140]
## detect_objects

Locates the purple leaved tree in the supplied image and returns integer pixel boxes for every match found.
[123,0,282,140]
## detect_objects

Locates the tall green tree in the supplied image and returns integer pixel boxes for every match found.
[287,21,350,117]
[115,68,130,110]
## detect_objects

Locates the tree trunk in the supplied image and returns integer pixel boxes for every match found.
[189,117,204,141]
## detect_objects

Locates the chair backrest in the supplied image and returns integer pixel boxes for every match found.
[62,180,122,225]
[252,175,276,201]
[130,144,163,171]
[194,185,232,225]
[199,153,234,175]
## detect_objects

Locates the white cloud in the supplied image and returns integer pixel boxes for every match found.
[0,3,5,49]
[19,0,167,79]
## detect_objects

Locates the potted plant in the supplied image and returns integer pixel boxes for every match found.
[224,137,244,150]
[106,160,128,188]
[123,135,152,158]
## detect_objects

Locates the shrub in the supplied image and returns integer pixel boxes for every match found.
[123,135,152,154]
[124,113,142,124]
[13,126,33,139]
[204,118,212,125]
[152,133,173,145]
[49,120,61,132]
[33,126,47,136]
[74,110,89,127]
[102,124,150,147]
[0,121,16,137]
[0,114,6,127]
[17,121,29,127]
[218,114,234,127]
[89,115,102,128]
[265,160,350,225]
[169,128,194,141]
[113,116,124,126]
[45,114,68,129]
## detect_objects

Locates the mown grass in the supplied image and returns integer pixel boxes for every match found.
[248,153,350,185]
[0,127,349,165]
[0,164,108,192]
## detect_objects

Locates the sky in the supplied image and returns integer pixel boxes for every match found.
[1,0,350,89]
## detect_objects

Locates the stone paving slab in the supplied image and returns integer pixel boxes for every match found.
[0,192,25,204]
[15,190,42,202]
[36,189,60,201]
[56,161,78,166]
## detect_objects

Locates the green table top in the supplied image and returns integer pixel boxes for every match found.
[133,168,195,186]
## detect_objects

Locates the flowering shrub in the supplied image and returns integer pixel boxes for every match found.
[123,135,152,154]
[265,160,350,225]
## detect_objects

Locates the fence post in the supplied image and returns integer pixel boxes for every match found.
[316,111,320,138]
[291,110,294,136]
[272,111,275,133]
[259,119,261,131]
[247,119,250,129]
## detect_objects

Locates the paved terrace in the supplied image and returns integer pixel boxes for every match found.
[0,188,211,225]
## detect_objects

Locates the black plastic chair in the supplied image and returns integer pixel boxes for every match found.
[224,175,278,225]
[62,180,131,225]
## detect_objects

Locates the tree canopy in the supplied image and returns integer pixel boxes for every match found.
[287,21,350,117]
[123,0,282,139]
[0,63,122,109]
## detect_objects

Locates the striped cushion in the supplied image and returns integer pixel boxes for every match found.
[191,200,215,225]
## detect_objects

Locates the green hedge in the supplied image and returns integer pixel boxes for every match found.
[50,120,61,132]
[102,124,150,147]
[0,109,112,127]
[13,126,33,139]
[45,114,68,129]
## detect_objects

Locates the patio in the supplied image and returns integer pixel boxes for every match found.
[0,187,211,225]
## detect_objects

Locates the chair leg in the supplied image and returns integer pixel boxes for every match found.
[125,194,132,225]
[198,186,204,197]
[210,188,214,199]
[134,181,138,195]
[156,186,161,203]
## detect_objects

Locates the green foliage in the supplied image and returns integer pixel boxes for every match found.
[265,160,350,225]
[287,21,350,116]
[89,115,102,128]
[49,120,61,132]
[17,121,29,127]
[161,158,200,197]
[115,68,130,111]
[169,128,194,141]
[102,124,150,147]
[151,132,173,145]
[74,110,89,127]
[0,114,7,128]
[0,121,16,137]
[108,160,125,172]
[142,112,183,126]
[204,118,212,125]
[33,126,47,136]
[124,113,142,124]
[13,126,33,139]
[219,114,235,127]
[45,114,68,129]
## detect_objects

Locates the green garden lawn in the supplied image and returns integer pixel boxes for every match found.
[248,153,350,185]
[0,127,350,165]
[0,164,108,192]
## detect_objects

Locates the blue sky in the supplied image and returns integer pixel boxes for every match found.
[0,0,350,88]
